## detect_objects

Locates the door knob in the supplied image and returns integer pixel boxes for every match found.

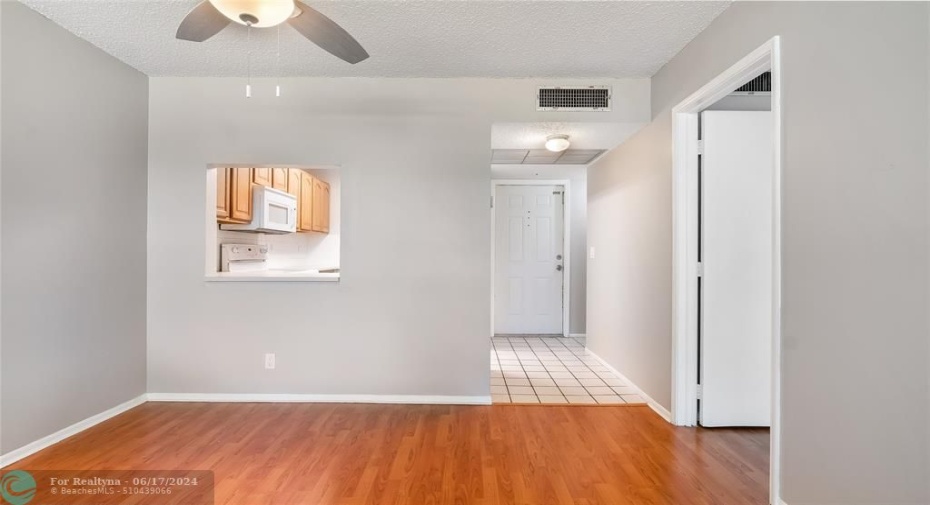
[556,265,563,271]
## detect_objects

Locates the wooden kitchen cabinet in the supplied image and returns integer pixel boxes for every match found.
[294,170,331,234]
[216,167,231,220]
[217,167,252,224]
[298,171,314,232]
[286,169,301,198]
[253,167,272,186]
[217,167,328,230]
[229,167,253,222]
[271,168,288,191]
[311,178,331,233]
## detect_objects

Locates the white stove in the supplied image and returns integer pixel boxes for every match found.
[220,244,268,273]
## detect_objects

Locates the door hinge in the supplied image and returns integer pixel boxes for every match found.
[696,262,704,277]
[697,140,704,155]
[696,384,703,400]
[490,195,494,209]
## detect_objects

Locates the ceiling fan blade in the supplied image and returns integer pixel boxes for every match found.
[288,1,369,64]
[177,1,230,42]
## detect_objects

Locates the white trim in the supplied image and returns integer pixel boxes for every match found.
[204,273,339,282]
[490,179,572,338]
[670,37,782,505]
[147,393,492,405]
[583,350,672,423]
[568,333,586,339]
[671,109,700,427]
[0,394,147,468]
[770,40,784,505]
[207,163,342,171]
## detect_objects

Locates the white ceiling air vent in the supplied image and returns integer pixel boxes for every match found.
[537,86,611,111]
[733,72,771,95]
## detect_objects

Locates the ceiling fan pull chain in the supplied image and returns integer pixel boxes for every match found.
[246,23,252,98]
[276,25,281,97]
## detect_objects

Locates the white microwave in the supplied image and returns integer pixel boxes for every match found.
[220,185,297,234]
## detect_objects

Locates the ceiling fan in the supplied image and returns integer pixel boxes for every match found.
[176,0,369,64]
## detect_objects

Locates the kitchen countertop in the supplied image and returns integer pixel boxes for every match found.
[205,270,340,283]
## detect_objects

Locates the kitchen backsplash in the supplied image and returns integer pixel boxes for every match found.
[217,229,340,271]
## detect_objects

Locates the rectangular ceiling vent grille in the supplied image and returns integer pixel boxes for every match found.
[734,72,771,94]
[537,86,611,111]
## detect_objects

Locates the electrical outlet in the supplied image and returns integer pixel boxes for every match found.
[589,247,596,259]
[264,353,276,370]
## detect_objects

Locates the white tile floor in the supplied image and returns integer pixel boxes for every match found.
[491,336,646,405]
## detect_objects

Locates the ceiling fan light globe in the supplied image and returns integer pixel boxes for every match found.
[545,135,571,152]
[208,0,296,28]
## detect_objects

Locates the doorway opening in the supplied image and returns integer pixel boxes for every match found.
[670,37,782,504]
[488,121,644,342]
[488,122,646,405]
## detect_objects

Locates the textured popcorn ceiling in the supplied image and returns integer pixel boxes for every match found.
[19,0,731,78]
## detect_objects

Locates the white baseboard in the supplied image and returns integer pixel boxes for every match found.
[568,333,587,338]
[147,393,492,405]
[583,351,673,422]
[0,394,147,468]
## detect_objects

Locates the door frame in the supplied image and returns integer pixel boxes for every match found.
[490,180,571,338]
[669,37,782,505]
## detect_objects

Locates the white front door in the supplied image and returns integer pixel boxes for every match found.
[494,185,564,335]
[700,111,773,427]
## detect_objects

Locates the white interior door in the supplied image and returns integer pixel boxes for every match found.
[494,185,564,335]
[700,111,773,427]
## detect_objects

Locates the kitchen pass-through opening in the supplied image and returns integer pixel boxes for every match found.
[205,165,341,282]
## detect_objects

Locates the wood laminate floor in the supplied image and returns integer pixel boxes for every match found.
[7,403,769,505]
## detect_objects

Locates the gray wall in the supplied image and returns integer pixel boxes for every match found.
[0,2,148,454]
[146,78,649,397]
[704,93,771,111]
[587,2,929,503]
[587,116,673,408]
[491,164,588,334]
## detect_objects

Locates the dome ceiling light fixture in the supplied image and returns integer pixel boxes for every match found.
[209,0,295,28]
[545,134,571,153]
[176,0,369,64]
